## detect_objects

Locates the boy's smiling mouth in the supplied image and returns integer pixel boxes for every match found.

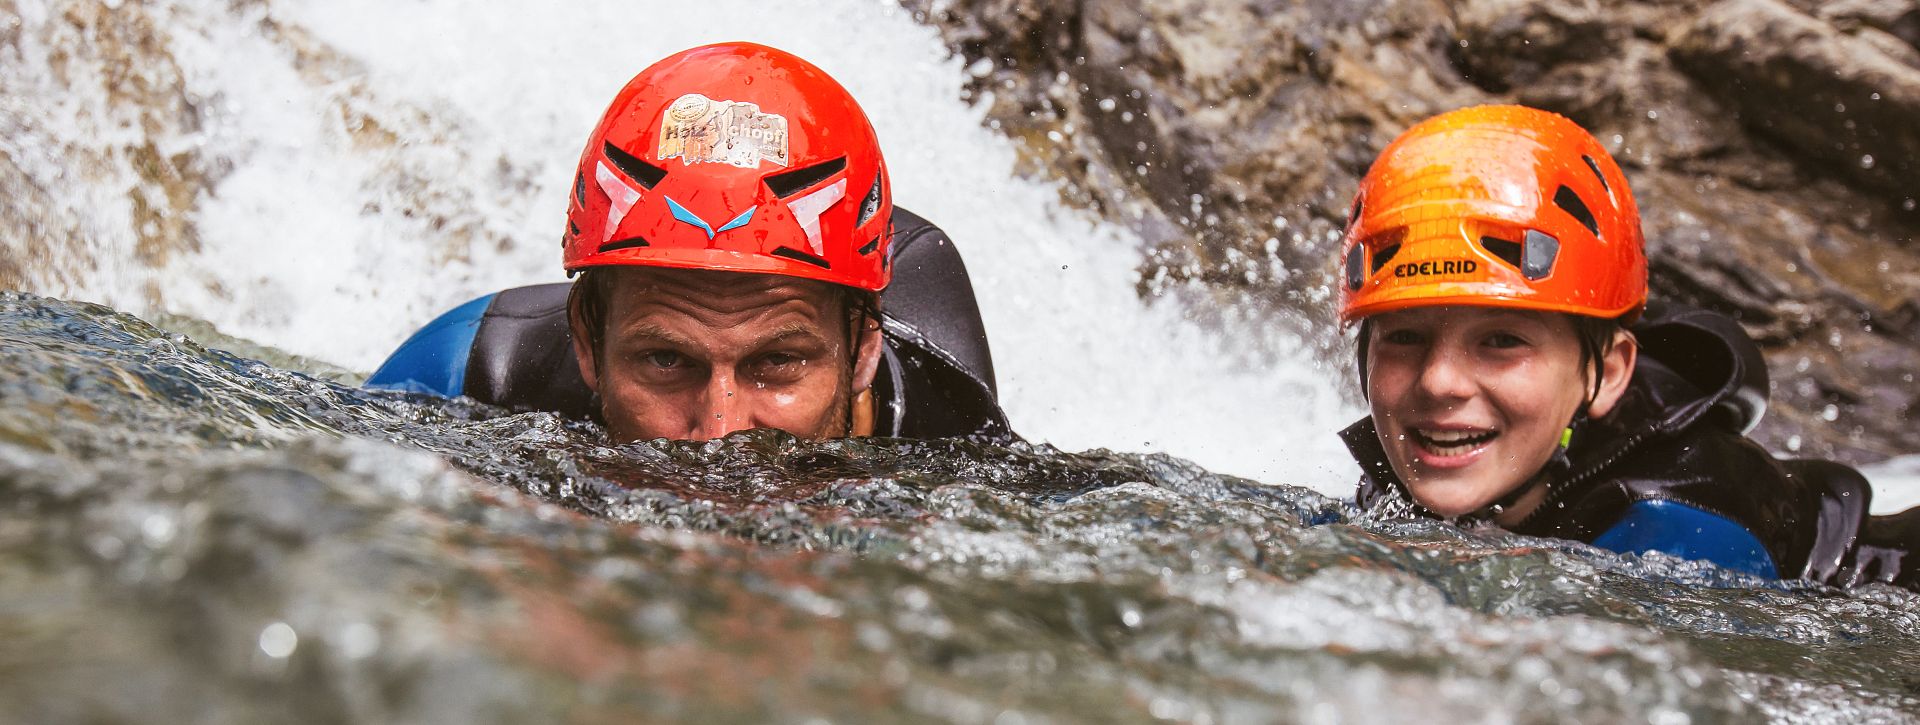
[1409,427,1500,459]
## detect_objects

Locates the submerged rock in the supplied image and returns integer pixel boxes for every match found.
[909,0,1920,464]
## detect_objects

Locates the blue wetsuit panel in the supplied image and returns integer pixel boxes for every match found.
[1592,500,1778,578]
[363,293,495,396]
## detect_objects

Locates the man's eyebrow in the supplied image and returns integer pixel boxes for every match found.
[614,323,698,349]
[757,323,831,347]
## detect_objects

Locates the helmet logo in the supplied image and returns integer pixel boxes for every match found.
[665,196,755,240]
[594,161,643,243]
[786,178,847,255]
[657,93,790,169]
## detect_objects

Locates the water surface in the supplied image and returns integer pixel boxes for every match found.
[5,292,1917,723]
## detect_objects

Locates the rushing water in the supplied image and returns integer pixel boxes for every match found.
[7,292,1920,723]
[6,0,1920,722]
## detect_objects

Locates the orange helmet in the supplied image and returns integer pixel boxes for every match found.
[1337,105,1646,323]
[564,42,893,292]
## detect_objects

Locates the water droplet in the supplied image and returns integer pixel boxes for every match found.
[1834,103,1846,113]
[1046,130,1065,143]
[259,622,298,658]
[141,513,176,545]
[1860,154,1876,169]
[341,622,380,659]
[1646,110,1659,120]
[1097,98,1117,112]
[1821,404,1839,422]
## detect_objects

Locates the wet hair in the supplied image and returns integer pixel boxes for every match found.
[567,267,880,368]
[1569,314,1626,406]
[1355,312,1630,410]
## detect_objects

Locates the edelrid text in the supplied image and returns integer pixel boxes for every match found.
[1393,259,1478,277]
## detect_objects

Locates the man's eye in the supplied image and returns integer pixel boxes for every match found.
[644,351,686,369]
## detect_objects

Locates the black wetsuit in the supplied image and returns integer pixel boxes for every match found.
[1343,301,1919,589]
[366,208,1011,440]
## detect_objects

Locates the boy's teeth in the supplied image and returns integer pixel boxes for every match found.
[1412,428,1497,456]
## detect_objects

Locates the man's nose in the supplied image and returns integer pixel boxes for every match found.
[692,371,754,439]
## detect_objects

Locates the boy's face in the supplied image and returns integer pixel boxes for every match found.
[570,267,883,443]
[1366,306,1613,517]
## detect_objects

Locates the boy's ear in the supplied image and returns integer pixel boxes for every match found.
[1585,329,1638,419]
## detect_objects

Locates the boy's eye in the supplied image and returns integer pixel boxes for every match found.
[1380,328,1426,345]
[1483,332,1528,349]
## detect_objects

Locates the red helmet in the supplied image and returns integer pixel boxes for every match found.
[564,42,893,292]
[1338,105,1646,323]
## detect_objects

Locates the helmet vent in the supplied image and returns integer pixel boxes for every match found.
[1522,230,1560,280]
[858,236,880,256]
[857,174,884,227]
[573,172,587,205]
[1481,236,1524,269]
[603,142,666,189]
[1344,245,1366,291]
[765,157,847,198]
[1581,155,1611,197]
[1553,185,1600,238]
[1369,243,1401,275]
[1346,198,1364,230]
[1481,232,1559,280]
[598,237,650,253]
[771,246,832,269]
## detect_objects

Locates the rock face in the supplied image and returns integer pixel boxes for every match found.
[908,0,1920,465]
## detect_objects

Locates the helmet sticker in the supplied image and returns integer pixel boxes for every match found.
[594,160,642,243]
[657,93,791,169]
[786,178,848,255]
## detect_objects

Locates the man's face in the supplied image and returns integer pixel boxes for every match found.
[570,267,882,442]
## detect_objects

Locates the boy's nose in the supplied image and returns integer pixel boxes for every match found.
[1416,346,1476,401]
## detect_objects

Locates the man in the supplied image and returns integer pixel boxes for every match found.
[367,43,1008,441]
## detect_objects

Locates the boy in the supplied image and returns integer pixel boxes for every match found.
[1336,105,1916,589]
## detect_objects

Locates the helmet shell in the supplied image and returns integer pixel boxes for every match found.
[1337,105,1646,323]
[564,42,893,292]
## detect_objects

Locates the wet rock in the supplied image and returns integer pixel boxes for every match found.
[909,0,1920,463]
[1450,0,1614,93]
[1672,0,1920,204]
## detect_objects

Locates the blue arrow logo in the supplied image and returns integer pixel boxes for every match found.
[665,196,756,240]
